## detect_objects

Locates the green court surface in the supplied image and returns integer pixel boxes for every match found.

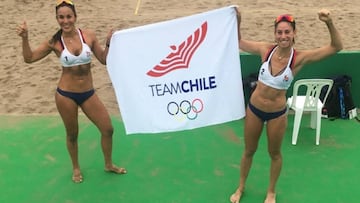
[0,114,359,203]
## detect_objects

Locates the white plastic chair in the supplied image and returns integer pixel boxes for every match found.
[287,79,333,145]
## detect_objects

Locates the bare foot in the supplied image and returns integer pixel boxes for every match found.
[72,169,83,183]
[104,165,127,174]
[230,188,243,203]
[264,193,276,203]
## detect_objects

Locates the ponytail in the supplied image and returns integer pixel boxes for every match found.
[51,29,62,44]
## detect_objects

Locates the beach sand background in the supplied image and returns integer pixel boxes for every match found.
[1,0,359,115]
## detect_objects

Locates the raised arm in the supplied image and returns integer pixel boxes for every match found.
[90,29,113,65]
[235,8,273,58]
[297,9,343,66]
[16,21,52,63]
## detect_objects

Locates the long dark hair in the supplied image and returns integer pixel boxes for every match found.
[51,2,77,44]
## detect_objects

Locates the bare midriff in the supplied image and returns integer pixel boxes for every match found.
[57,63,93,92]
[249,81,287,112]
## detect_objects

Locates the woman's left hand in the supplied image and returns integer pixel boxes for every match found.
[318,9,332,23]
[106,29,114,47]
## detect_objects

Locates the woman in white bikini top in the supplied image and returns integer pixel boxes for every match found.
[230,8,342,203]
[17,0,127,184]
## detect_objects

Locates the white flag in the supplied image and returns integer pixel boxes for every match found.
[107,6,245,134]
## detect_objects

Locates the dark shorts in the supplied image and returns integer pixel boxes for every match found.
[248,102,287,122]
[57,87,95,105]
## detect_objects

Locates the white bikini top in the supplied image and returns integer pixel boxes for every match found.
[60,29,92,67]
[258,46,295,90]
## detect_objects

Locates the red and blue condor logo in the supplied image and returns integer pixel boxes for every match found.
[146,21,208,77]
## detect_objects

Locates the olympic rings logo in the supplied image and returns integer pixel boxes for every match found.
[167,98,204,121]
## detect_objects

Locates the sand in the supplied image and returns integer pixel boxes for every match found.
[1,0,359,115]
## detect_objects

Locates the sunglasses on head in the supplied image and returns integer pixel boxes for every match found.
[275,15,295,24]
[56,0,74,7]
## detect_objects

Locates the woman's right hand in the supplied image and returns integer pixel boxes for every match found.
[16,21,28,38]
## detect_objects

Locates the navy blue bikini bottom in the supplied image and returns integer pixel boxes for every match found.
[57,87,95,105]
[248,102,287,122]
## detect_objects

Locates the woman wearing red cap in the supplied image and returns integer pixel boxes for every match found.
[230,8,342,203]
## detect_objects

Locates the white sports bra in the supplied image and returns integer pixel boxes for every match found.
[258,46,295,90]
[60,29,92,67]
